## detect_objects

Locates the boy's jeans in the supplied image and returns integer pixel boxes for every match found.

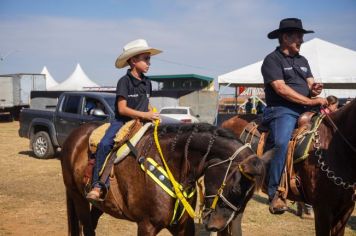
[262,106,304,200]
[92,119,124,187]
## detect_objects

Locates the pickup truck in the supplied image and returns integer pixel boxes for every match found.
[19,91,117,159]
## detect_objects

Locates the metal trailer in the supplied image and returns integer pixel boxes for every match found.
[0,73,46,120]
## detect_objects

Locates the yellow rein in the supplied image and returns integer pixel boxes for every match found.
[152,108,196,218]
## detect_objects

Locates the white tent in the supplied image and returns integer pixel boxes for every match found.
[218,38,356,96]
[48,64,99,91]
[40,66,58,89]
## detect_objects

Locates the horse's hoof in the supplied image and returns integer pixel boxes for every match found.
[301,207,314,220]
[301,212,314,220]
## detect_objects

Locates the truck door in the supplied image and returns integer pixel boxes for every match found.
[55,95,82,145]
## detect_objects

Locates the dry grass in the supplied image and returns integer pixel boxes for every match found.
[0,121,355,236]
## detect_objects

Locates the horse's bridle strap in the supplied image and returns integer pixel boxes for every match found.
[205,143,252,212]
[206,190,239,212]
[207,143,251,169]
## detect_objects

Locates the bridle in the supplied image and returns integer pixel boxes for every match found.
[321,108,356,154]
[203,143,256,224]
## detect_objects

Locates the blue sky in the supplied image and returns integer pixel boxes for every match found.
[1,0,355,87]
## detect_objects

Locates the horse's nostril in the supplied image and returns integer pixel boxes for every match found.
[206,226,219,232]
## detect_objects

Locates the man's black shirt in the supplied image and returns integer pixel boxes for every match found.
[261,47,312,110]
[115,70,152,121]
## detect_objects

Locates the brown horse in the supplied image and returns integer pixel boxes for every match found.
[221,99,356,236]
[61,122,271,235]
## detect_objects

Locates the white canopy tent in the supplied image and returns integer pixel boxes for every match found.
[40,66,58,90]
[48,64,99,91]
[218,38,356,98]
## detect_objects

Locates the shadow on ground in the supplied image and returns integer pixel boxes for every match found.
[18,150,61,160]
[252,193,268,205]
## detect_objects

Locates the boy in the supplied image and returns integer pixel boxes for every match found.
[86,39,161,202]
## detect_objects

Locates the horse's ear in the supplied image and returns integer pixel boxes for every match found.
[260,149,274,166]
[239,155,265,177]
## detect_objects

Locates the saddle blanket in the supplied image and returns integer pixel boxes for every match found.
[89,120,140,153]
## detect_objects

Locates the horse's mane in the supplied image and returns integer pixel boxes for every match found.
[148,123,240,184]
[156,122,237,140]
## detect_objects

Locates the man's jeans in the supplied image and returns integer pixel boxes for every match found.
[92,119,123,187]
[262,106,304,200]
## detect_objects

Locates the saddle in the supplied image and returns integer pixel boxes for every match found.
[239,112,325,201]
[84,119,144,188]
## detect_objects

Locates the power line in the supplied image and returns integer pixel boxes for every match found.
[153,57,222,73]
[0,50,19,61]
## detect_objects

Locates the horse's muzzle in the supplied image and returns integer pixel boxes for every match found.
[202,209,228,232]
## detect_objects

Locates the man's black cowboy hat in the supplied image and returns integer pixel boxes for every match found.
[268,18,314,39]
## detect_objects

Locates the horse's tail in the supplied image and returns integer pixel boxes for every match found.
[66,191,82,236]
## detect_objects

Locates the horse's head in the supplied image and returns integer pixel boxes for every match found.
[202,142,273,232]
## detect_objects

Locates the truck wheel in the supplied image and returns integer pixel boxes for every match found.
[32,131,54,159]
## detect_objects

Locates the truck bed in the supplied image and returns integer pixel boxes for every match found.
[18,108,55,138]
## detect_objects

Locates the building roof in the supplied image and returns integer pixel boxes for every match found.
[149,74,214,82]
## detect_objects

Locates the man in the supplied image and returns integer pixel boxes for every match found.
[86,39,161,202]
[245,98,253,114]
[261,18,328,214]
[256,101,265,114]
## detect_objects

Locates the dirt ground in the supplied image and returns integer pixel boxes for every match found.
[0,121,355,236]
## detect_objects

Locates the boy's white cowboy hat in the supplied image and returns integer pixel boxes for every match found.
[115,39,162,68]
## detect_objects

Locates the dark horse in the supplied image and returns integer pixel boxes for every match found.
[61,122,271,235]
[221,99,356,236]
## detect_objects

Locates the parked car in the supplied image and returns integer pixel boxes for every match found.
[159,106,199,123]
[19,92,116,159]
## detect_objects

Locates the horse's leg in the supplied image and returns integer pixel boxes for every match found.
[90,206,103,230]
[314,204,332,236]
[137,220,158,236]
[70,192,96,236]
[66,191,82,236]
[169,218,195,236]
[330,203,355,236]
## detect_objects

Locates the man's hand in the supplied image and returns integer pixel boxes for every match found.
[309,97,328,107]
[311,83,323,97]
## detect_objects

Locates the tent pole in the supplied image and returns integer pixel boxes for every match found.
[235,85,238,115]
